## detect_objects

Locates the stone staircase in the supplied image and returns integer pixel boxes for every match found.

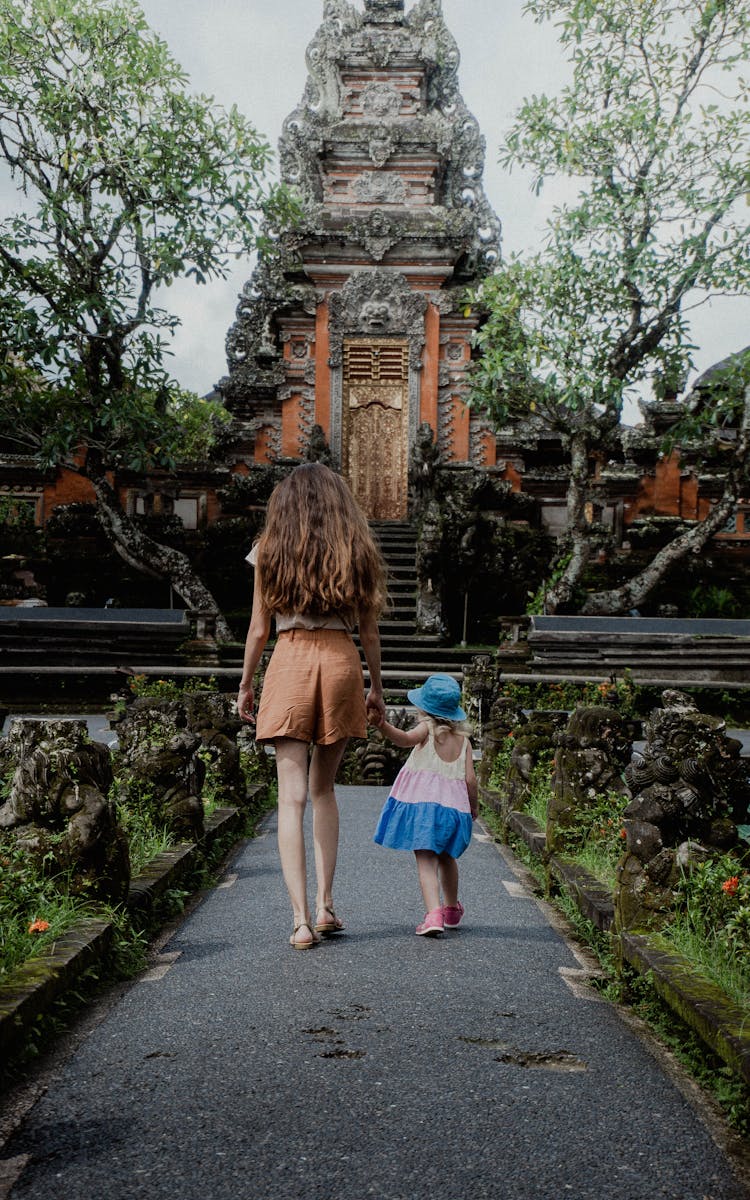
[367,521,469,702]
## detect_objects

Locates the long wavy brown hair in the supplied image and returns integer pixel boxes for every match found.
[255,464,388,619]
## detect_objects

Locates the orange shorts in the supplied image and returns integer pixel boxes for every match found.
[255,628,367,745]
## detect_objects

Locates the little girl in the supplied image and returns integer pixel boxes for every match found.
[372,674,478,936]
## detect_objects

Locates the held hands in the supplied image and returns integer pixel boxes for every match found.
[365,689,385,727]
[237,681,255,724]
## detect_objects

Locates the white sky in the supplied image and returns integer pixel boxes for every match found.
[9,1,750,419]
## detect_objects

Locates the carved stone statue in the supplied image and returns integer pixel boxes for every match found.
[305,423,333,466]
[615,689,749,933]
[0,719,129,902]
[501,710,568,821]
[548,706,632,858]
[479,695,529,790]
[112,699,207,841]
[409,421,440,503]
[462,654,502,737]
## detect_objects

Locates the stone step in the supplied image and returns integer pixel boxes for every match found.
[385,603,417,617]
[364,667,463,683]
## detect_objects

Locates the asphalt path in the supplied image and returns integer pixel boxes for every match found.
[2,786,748,1200]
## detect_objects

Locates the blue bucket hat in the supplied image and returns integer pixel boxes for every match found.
[407,674,466,722]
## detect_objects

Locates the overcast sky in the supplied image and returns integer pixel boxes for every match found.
[13,1,750,420]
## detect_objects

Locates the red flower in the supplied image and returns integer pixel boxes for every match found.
[619,828,627,840]
[28,919,50,934]
[721,876,740,896]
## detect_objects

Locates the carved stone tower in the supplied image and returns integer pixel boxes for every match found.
[220,0,501,520]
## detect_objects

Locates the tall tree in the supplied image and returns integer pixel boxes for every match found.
[0,0,294,637]
[468,0,750,614]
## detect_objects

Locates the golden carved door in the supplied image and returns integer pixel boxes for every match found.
[342,338,409,520]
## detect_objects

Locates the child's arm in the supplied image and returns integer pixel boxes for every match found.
[465,741,479,819]
[372,715,429,750]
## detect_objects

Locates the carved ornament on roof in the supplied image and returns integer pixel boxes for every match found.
[363,0,405,24]
[368,133,396,167]
[345,208,400,262]
[276,0,501,272]
[360,80,403,119]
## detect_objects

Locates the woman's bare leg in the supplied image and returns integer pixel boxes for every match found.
[309,738,349,916]
[438,852,459,908]
[415,849,441,913]
[274,738,314,942]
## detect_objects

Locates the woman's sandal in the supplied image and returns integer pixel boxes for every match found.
[289,921,319,950]
[314,905,345,934]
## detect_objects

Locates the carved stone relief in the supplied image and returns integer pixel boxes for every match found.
[361,80,403,119]
[368,134,396,167]
[328,270,426,370]
[363,209,399,261]
[297,388,316,456]
[353,171,407,205]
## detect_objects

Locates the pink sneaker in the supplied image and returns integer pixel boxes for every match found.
[442,902,465,929]
[416,907,445,936]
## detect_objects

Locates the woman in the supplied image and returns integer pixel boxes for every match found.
[237,463,387,949]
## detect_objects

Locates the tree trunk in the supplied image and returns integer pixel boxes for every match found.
[86,467,235,644]
[544,432,593,613]
[580,385,750,616]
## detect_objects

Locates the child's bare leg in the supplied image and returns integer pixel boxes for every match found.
[415,849,441,912]
[274,738,313,941]
[309,737,349,917]
[438,852,459,908]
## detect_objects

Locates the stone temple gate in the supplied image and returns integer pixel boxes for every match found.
[218,0,501,520]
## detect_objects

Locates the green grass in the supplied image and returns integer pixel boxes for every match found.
[660,919,750,1013]
[526,773,549,830]
[570,842,619,890]
[0,882,98,982]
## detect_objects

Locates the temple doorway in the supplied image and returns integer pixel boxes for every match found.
[342,338,409,520]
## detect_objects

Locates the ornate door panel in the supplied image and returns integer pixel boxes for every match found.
[343,338,409,520]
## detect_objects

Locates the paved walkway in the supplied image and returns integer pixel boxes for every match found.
[1,787,748,1200]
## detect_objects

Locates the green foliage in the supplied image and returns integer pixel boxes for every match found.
[0,0,298,468]
[0,843,97,979]
[113,788,175,876]
[664,856,750,1006]
[488,740,514,790]
[0,496,35,527]
[526,761,553,830]
[500,674,638,718]
[525,551,573,615]
[685,584,741,620]
[487,0,750,401]
[127,673,217,700]
[196,748,226,818]
[467,0,750,614]
[559,790,628,887]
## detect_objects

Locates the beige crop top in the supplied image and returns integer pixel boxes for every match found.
[246,544,355,633]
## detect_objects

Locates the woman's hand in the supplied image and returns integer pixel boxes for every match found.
[237,681,255,723]
[365,688,385,725]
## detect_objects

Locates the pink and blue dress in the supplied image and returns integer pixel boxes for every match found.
[374,730,473,858]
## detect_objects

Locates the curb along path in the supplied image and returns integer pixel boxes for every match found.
[0,806,244,1069]
[1,786,748,1200]
[505,805,750,1088]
